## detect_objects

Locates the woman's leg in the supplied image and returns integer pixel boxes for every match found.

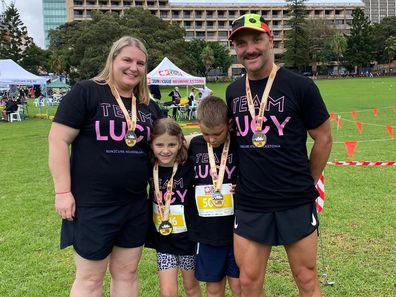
[109,245,143,297]
[70,252,109,297]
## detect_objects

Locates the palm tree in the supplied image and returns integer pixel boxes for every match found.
[330,32,347,75]
[201,45,215,78]
[384,36,396,73]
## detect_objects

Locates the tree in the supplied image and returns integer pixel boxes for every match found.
[305,19,335,74]
[330,32,347,75]
[187,39,232,77]
[20,44,50,74]
[201,45,215,78]
[0,3,33,62]
[344,8,375,73]
[187,39,207,76]
[384,36,396,72]
[49,8,190,80]
[208,42,233,76]
[372,17,396,64]
[284,0,310,71]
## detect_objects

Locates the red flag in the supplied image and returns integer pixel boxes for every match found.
[336,115,342,129]
[329,112,335,121]
[386,125,394,139]
[355,121,363,134]
[393,105,396,113]
[373,108,378,116]
[315,174,325,213]
[351,111,357,119]
[344,141,357,160]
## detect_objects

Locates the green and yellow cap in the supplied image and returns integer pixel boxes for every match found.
[228,13,272,41]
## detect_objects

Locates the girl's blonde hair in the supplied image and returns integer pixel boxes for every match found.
[150,118,188,165]
[93,36,151,105]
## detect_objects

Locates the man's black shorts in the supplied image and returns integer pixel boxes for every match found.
[234,202,319,246]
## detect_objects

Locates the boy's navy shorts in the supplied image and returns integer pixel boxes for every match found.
[195,242,240,282]
[61,200,148,260]
[234,202,319,246]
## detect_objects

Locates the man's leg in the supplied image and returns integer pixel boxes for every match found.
[109,245,143,297]
[234,234,272,297]
[70,252,109,297]
[285,231,322,297]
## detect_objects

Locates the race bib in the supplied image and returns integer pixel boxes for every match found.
[153,203,187,234]
[195,183,234,217]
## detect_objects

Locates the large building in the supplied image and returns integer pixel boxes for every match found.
[43,0,67,48]
[363,0,396,22]
[66,0,364,75]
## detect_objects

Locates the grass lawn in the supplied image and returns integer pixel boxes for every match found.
[0,77,395,296]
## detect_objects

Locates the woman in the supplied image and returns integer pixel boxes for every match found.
[48,36,162,297]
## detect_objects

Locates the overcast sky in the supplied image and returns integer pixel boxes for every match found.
[13,0,45,48]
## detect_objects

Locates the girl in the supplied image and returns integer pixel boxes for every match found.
[147,118,202,297]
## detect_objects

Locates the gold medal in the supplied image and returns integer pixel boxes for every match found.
[125,130,137,147]
[211,191,224,208]
[245,64,278,148]
[153,162,179,236]
[159,220,173,236]
[109,83,138,148]
[252,131,267,148]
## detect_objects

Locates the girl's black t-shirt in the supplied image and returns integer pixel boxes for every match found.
[146,162,196,255]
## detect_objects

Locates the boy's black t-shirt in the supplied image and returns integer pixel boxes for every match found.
[188,135,239,246]
[226,67,329,212]
[53,80,163,206]
[146,162,196,255]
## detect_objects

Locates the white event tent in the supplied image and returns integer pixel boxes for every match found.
[148,57,205,86]
[0,59,47,85]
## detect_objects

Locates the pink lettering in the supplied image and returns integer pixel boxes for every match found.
[95,120,108,140]
[109,120,127,141]
[271,116,291,136]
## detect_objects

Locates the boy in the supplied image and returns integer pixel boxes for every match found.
[188,96,241,297]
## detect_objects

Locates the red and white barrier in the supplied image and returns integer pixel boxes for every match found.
[328,161,396,166]
[315,174,325,213]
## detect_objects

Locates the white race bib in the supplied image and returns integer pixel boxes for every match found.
[195,183,234,217]
[153,203,187,234]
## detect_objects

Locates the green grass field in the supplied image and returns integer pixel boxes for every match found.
[0,77,395,296]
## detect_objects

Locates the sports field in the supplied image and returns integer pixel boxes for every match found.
[0,76,395,296]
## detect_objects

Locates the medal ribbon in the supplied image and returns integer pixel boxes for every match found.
[153,161,178,222]
[109,83,137,132]
[207,134,230,193]
[245,64,278,132]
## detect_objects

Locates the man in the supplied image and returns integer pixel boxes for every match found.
[225,14,332,297]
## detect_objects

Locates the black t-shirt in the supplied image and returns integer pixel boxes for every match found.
[226,67,329,212]
[188,135,239,246]
[53,80,163,206]
[146,162,195,255]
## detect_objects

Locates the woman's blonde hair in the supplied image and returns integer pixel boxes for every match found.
[150,118,188,165]
[93,36,151,105]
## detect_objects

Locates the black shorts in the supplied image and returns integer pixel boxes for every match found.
[60,201,148,260]
[234,202,319,246]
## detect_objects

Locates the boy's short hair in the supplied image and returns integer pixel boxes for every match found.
[197,96,228,128]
